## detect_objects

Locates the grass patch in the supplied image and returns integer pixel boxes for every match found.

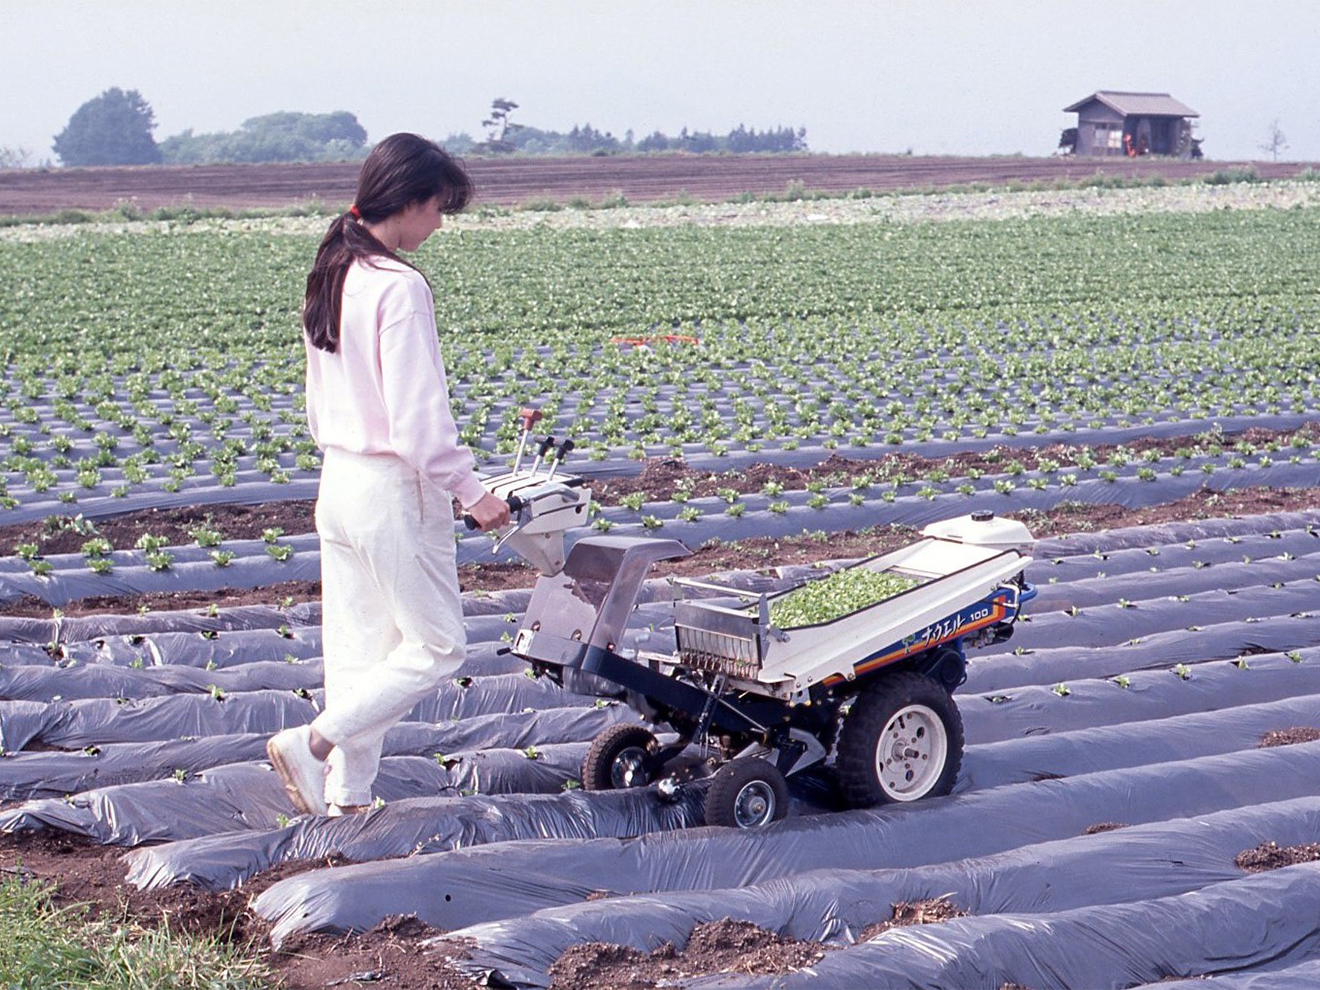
[0,872,271,989]
[1203,166,1261,185]
[0,199,338,228]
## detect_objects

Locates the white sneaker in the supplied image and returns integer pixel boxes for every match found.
[266,724,328,816]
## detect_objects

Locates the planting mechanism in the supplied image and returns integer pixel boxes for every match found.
[471,411,1036,828]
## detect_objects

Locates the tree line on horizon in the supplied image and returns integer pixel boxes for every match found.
[30,88,808,168]
[442,122,808,158]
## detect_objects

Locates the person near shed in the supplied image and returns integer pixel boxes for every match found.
[266,133,510,816]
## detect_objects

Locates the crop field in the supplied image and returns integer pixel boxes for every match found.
[3,176,1320,988]
[1,152,1315,215]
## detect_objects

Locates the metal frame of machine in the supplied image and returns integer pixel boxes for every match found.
[471,411,1036,828]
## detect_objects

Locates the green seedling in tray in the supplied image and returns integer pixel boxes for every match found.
[768,566,918,629]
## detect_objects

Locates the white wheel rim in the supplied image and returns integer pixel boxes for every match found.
[876,703,948,801]
[733,779,778,827]
[610,746,649,788]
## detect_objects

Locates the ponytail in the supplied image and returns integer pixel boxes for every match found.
[302,134,474,353]
[302,214,399,352]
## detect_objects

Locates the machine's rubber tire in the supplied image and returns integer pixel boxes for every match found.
[581,723,658,791]
[835,671,963,808]
[704,758,790,829]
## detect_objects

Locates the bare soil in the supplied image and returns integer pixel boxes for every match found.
[1259,727,1320,747]
[594,422,1320,505]
[0,830,473,989]
[546,898,973,989]
[14,420,1312,563]
[1,153,1314,216]
[0,830,256,941]
[858,896,969,940]
[4,482,1319,617]
[1236,840,1320,873]
[548,918,831,990]
[0,501,318,558]
[267,922,477,990]
[1084,822,1131,834]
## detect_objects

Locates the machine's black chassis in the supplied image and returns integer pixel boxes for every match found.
[531,641,968,779]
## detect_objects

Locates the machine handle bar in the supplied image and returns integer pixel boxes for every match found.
[463,493,526,530]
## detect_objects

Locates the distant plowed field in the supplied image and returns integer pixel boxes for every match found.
[0,153,1314,214]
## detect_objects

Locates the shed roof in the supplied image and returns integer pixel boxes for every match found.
[1064,91,1199,118]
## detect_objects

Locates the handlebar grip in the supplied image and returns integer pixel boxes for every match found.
[463,494,524,530]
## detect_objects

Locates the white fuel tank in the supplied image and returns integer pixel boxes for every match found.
[921,511,1034,554]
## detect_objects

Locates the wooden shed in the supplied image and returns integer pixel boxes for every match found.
[1062,91,1199,157]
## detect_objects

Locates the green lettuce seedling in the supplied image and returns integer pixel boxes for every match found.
[768,567,918,628]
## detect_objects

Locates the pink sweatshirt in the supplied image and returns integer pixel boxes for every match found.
[304,257,486,509]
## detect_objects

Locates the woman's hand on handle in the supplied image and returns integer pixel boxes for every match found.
[467,492,512,532]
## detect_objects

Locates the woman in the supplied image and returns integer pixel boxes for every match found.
[267,133,510,817]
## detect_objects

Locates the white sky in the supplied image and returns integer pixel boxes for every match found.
[4,0,1319,163]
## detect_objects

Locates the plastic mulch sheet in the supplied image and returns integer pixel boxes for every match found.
[1032,510,1320,557]
[0,658,325,703]
[684,863,1320,988]
[958,692,1320,792]
[127,785,706,892]
[1029,553,1320,611]
[0,672,602,752]
[445,795,1320,988]
[0,743,594,846]
[964,617,1320,694]
[0,704,638,802]
[1149,959,1320,989]
[959,648,1320,745]
[247,742,1320,945]
[987,581,1320,653]
[1028,526,1320,582]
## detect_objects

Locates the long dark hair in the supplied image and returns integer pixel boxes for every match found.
[303,133,474,352]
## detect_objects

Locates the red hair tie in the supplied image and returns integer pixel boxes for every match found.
[348,205,361,219]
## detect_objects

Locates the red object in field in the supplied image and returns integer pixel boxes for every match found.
[610,334,701,348]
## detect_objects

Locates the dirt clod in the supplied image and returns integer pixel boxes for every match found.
[1259,727,1320,747]
[0,830,257,944]
[1085,822,1130,834]
[1237,840,1320,873]
[860,897,969,941]
[548,917,829,989]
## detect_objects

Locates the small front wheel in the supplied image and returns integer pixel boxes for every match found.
[835,671,963,808]
[704,758,790,829]
[581,723,657,791]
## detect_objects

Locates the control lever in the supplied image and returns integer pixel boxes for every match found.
[545,438,575,480]
[511,407,544,472]
[529,436,556,475]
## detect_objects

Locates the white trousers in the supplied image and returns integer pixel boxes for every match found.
[311,447,466,806]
